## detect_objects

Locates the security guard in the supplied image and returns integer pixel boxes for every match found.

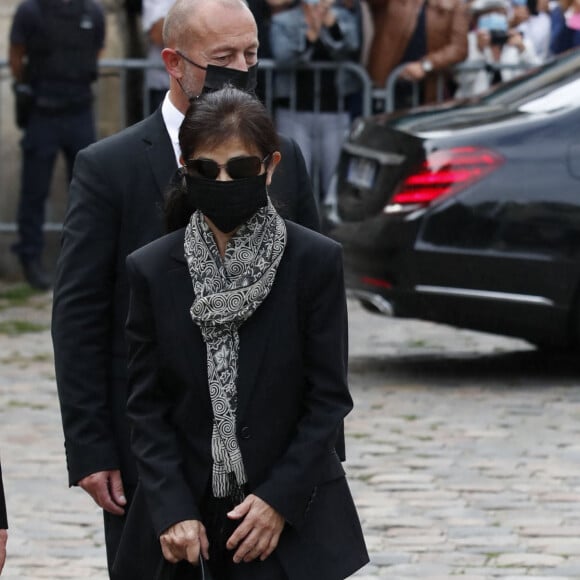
[9,0,105,290]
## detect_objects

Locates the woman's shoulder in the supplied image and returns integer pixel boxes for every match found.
[127,228,186,272]
[285,221,343,261]
[282,222,345,301]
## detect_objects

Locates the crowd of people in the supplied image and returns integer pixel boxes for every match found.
[255,0,580,106]
[138,0,579,208]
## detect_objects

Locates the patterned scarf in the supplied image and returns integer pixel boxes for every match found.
[184,200,287,498]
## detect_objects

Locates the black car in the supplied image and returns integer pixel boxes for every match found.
[329,49,580,348]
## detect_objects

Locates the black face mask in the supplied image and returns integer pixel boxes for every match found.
[184,173,268,233]
[176,51,258,97]
[202,63,258,94]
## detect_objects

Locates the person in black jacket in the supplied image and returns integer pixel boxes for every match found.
[114,85,368,580]
[0,460,7,575]
[9,0,105,290]
[51,0,319,577]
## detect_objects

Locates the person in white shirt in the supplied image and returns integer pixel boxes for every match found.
[511,0,551,61]
[455,0,540,98]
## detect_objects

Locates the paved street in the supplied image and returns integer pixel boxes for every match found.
[1,284,580,579]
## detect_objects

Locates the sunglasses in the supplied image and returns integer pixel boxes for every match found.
[185,154,271,180]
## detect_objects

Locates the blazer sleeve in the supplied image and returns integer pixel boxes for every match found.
[51,148,122,486]
[0,461,7,530]
[253,241,352,529]
[125,256,202,537]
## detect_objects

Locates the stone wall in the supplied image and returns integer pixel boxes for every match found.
[0,0,134,280]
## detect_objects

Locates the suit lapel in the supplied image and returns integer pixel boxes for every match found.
[167,241,210,405]
[143,110,178,200]
[236,281,280,421]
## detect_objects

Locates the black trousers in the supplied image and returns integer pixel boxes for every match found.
[13,105,95,262]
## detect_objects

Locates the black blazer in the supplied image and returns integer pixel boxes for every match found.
[0,461,6,530]
[52,109,319,487]
[115,221,368,580]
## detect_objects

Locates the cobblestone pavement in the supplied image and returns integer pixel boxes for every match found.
[1,283,580,579]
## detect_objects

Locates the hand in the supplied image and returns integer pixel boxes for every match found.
[226,494,285,564]
[320,0,337,27]
[0,529,7,574]
[78,470,126,516]
[160,520,209,565]
[477,29,491,51]
[400,61,426,81]
[507,30,525,52]
[303,3,324,42]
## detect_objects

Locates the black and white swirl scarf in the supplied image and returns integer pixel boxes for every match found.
[184,200,287,498]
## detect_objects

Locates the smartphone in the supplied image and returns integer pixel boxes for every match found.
[490,29,509,45]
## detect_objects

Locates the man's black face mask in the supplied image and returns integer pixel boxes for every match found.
[202,63,258,94]
[176,50,258,97]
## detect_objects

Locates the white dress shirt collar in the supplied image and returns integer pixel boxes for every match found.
[161,92,184,166]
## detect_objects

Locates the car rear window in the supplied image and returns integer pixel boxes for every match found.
[518,77,580,113]
[480,50,580,108]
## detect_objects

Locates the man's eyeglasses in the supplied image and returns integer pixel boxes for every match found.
[186,155,270,180]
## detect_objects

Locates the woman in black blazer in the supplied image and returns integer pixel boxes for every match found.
[117,87,368,580]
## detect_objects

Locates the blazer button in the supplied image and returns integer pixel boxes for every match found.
[240,426,251,440]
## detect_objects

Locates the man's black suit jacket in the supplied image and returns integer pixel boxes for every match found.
[51,109,320,487]
[114,221,368,580]
[0,461,7,529]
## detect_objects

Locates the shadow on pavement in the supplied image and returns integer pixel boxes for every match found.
[350,348,580,388]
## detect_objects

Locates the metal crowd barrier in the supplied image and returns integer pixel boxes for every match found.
[0,58,373,233]
[375,60,538,113]
[97,58,375,127]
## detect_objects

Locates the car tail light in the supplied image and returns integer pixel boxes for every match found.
[361,276,392,289]
[387,147,504,208]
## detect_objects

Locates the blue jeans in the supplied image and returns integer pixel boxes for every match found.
[12,105,96,261]
[275,109,351,205]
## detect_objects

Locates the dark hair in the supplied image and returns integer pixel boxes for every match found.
[164,86,280,232]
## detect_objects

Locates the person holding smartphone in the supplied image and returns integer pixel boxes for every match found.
[454,0,539,98]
